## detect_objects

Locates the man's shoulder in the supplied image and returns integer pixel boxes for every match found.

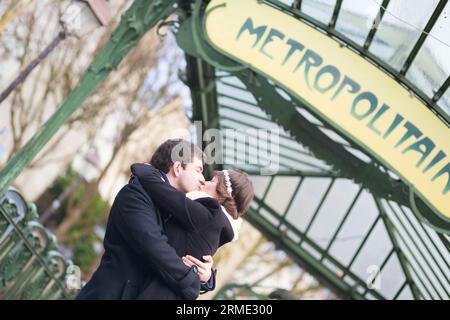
[116,178,151,203]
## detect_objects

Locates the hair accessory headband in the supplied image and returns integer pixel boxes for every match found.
[222,170,233,196]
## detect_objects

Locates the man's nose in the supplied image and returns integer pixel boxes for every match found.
[199,175,206,185]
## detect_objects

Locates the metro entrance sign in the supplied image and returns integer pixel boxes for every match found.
[204,0,450,221]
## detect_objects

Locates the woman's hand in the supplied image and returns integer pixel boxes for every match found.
[182,255,213,283]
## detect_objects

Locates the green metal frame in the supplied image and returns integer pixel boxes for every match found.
[363,0,390,50]
[0,0,448,300]
[175,0,450,232]
[270,0,450,125]
[399,0,448,76]
[0,189,74,299]
[185,54,223,178]
[179,0,449,300]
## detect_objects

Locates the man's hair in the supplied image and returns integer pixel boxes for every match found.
[150,139,206,174]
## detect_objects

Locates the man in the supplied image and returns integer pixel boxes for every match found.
[77,139,214,300]
[133,139,218,299]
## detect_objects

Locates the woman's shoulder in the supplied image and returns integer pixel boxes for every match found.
[187,191,221,208]
[186,191,222,217]
[186,191,212,200]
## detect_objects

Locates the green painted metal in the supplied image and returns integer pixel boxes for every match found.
[243,170,339,178]
[301,178,336,239]
[433,75,450,103]
[249,193,386,299]
[345,215,381,269]
[221,118,331,172]
[360,248,395,297]
[329,0,343,29]
[175,4,450,232]
[0,0,447,301]
[236,73,441,223]
[391,204,450,287]
[292,0,302,11]
[399,0,448,76]
[245,204,370,300]
[374,198,422,299]
[177,1,449,300]
[186,54,222,178]
[0,0,177,197]
[381,200,447,299]
[267,0,450,125]
[0,189,74,299]
[276,178,304,229]
[393,281,408,299]
[177,1,449,299]
[363,0,390,50]
[320,186,365,259]
[397,205,450,271]
[219,115,327,159]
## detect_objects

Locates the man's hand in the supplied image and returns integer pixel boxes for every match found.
[182,255,213,283]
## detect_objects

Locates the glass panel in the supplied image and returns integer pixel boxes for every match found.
[264,176,301,213]
[369,0,439,71]
[301,0,337,25]
[286,177,333,232]
[396,285,414,299]
[328,190,379,265]
[389,203,450,284]
[249,175,272,199]
[349,220,393,284]
[335,0,381,46]
[259,207,281,226]
[405,2,450,98]
[381,254,407,299]
[306,179,360,249]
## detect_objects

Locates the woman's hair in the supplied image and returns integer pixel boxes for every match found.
[214,169,254,219]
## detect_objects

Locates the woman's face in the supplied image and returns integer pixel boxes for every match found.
[201,175,220,201]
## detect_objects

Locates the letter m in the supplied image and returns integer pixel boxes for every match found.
[236,17,267,48]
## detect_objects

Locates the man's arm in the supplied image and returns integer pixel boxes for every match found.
[131,163,220,231]
[115,181,200,299]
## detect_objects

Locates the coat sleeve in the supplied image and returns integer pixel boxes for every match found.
[115,182,200,300]
[131,163,220,232]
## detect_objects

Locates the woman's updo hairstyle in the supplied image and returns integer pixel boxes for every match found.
[214,169,254,219]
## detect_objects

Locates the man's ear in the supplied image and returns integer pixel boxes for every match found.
[172,161,182,177]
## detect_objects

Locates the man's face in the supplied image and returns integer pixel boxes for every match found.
[176,157,205,193]
[201,175,219,200]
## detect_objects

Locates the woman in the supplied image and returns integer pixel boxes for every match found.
[130,163,254,299]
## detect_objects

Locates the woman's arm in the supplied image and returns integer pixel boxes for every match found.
[130,163,219,231]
